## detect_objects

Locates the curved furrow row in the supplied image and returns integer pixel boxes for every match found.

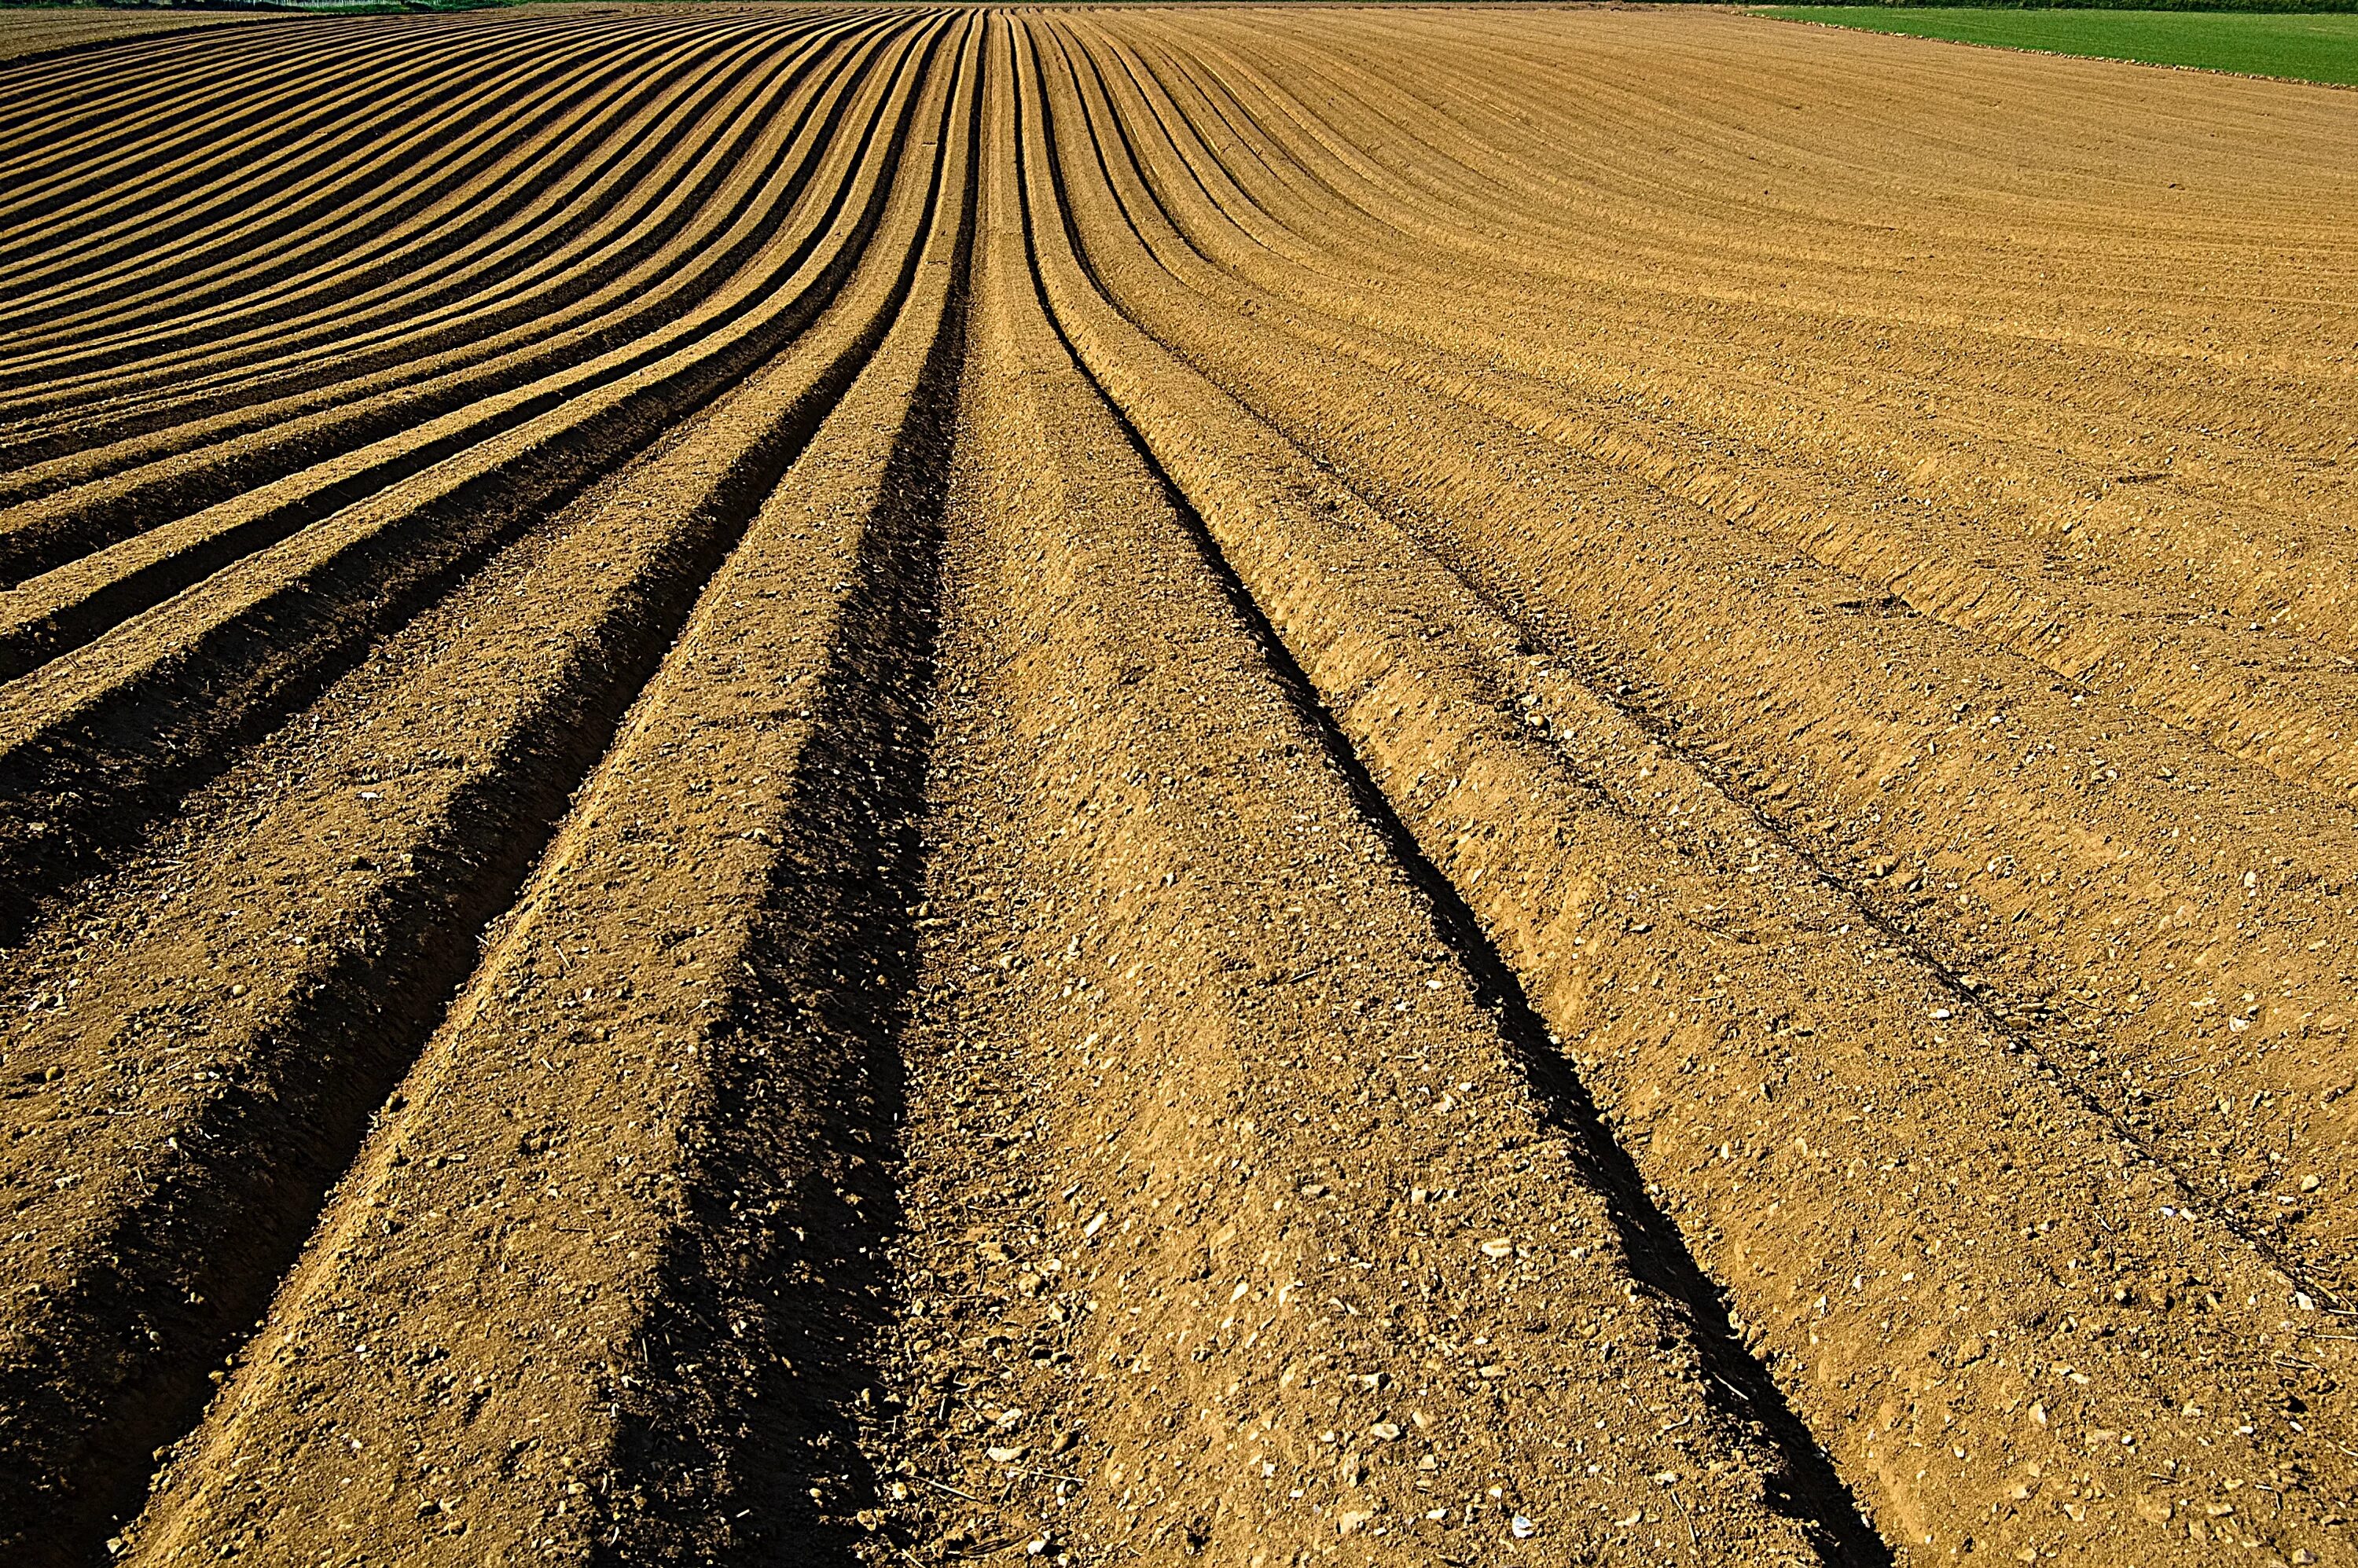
[120,42,979,1544]
[1080,0,2339,1245]
[848,26,1860,1566]
[0,17,872,450]
[0,15,619,277]
[0,9,270,74]
[0,16,950,934]
[1118,16,2358,620]
[5,12,2356,1567]
[0,15,872,411]
[1096,15,2349,543]
[0,15,426,184]
[0,13,839,377]
[0,23,896,632]
[1116,16,2358,696]
[1018,15,2358,1566]
[0,10,712,230]
[1060,12,2358,1299]
[0,14,976,1565]
[0,20,883,496]
[0,14,788,354]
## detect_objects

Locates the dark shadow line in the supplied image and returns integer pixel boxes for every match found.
[1009,26,1890,1562]
[594,18,979,1568]
[0,20,951,957]
[0,25,966,1567]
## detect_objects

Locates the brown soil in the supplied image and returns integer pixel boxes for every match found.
[0,8,265,68]
[2,8,2355,1567]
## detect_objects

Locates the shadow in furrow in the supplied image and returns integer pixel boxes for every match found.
[0,19,788,359]
[0,29,882,587]
[0,105,958,1568]
[0,28,951,957]
[0,18,656,304]
[1023,281,1892,1561]
[1009,67,1886,1562]
[0,16,304,87]
[1421,553,2352,1316]
[0,22,869,485]
[595,125,974,1568]
[1182,472,1890,1566]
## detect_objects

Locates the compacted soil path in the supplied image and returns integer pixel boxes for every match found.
[2,8,2355,1566]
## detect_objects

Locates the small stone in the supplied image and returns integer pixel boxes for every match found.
[2300,1175,2321,1193]
[1369,1422,1401,1440]
[1511,1515,1537,1540]
[986,1445,1027,1464]
[1479,1239,1514,1259]
[1337,1510,1375,1535]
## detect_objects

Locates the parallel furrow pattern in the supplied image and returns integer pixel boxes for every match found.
[2,9,2353,1567]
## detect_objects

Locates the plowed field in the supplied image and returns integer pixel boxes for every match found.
[5,7,2356,1566]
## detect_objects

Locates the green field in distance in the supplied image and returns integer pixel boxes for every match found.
[1756,7,2358,85]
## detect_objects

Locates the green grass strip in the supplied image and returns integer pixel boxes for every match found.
[1755,7,2358,84]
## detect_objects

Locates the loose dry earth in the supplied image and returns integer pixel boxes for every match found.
[3,6,2356,1566]
[0,7,266,67]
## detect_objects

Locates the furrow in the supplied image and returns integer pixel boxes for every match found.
[850,29,1846,1566]
[107,24,979,1563]
[0,13,821,380]
[1051,13,2358,1305]
[0,18,968,1562]
[0,14,865,418]
[1096,17,2358,819]
[0,11,694,260]
[6,11,2356,1568]
[0,16,440,195]
[0,19,878,503]
[1020,17,2358,1564]
[0,17,594,281]
[0,9,534,173]
[0,17,945,942]
[0,25,653,344]
[0,22,881,603]
[0,9,270,74]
